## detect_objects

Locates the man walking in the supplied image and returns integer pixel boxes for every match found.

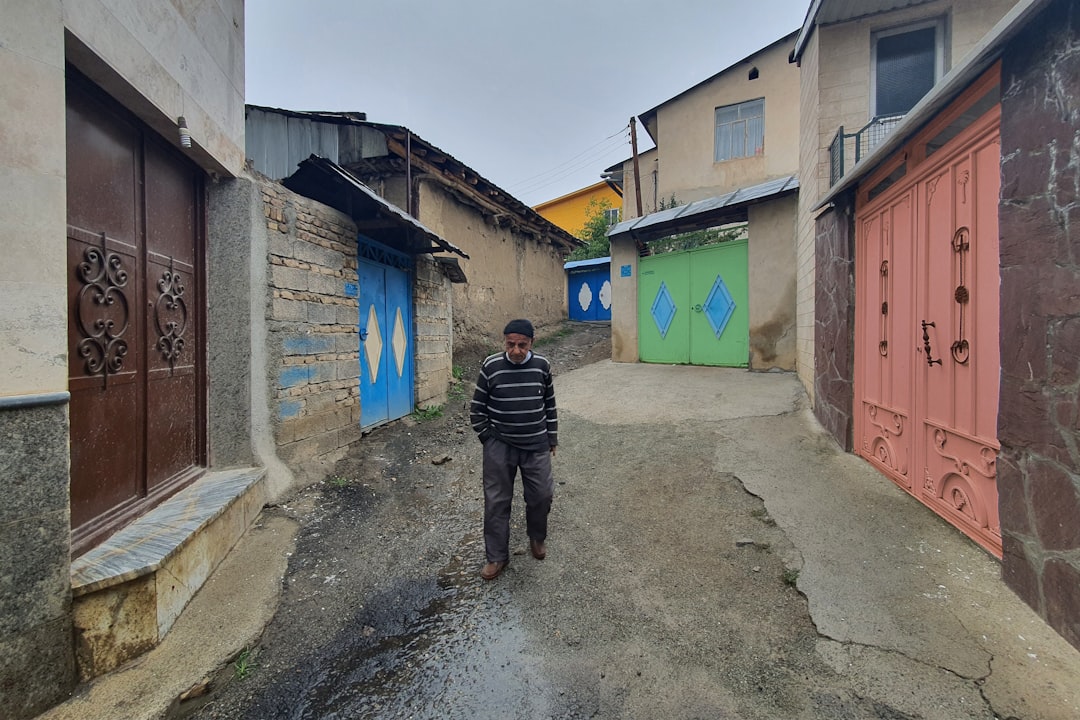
[470,319,558,581]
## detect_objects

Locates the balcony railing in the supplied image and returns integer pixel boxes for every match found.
[829,113,905,186]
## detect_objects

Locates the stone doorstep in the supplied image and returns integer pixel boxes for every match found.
[70,467,268,681]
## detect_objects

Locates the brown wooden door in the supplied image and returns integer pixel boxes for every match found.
[66,73,206,556]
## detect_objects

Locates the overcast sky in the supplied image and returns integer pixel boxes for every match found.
[245,0,810,207]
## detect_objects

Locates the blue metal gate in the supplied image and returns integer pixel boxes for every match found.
[357,238,414,428]
[566,257,612,322]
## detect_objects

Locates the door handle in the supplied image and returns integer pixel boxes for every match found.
[921,320,942,367]
[692,304,703,312]
[360,328,368,341]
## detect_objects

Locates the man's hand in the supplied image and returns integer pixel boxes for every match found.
[550,445,557,457]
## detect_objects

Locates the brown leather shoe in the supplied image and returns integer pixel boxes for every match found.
[481,560,508,581]
[529,538,547,560]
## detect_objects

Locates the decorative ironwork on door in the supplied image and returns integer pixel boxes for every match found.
[950,227,971,364]
[154,256,188,370]
[75,232,130,386]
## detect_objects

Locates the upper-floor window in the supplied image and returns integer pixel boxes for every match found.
[714,98,764,162]
[872,19,945,117]
[603,207,620,225]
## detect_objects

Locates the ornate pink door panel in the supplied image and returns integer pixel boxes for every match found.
[855,97,1002,557]
[855,187,916,491]
[914,113,1002,555]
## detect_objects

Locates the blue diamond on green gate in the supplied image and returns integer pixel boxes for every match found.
[651,281,677,338]
[703,275,736,339]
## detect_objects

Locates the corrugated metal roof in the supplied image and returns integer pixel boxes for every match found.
[246,105,582,254]
[282,155,468,260]
[607,175,799,242]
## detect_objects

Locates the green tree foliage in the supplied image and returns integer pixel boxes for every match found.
[648,194,746,255]
[566,198,617,261]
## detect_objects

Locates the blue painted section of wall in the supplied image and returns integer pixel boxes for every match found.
[344,281,359,298]
[279,365,311,388]
[283,335,336,356]
[278,399,303,419]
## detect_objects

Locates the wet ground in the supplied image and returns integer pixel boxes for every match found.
[188,322,628,719]
[179,321,1080,720]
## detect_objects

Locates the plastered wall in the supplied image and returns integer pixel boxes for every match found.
[416,180,568,355]
[748,196,798,370]
[650,39,800,205]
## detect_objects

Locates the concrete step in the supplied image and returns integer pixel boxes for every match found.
[69,467,267,680]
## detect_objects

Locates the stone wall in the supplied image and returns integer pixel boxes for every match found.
[998,0,1080,652]
[0,401,76,718]
[413,256,453,408]
[260,182,364,484]
[812,198,855,451]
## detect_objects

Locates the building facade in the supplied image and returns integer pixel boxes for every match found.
[607,32,802,372]
[803,0,1080,651]
[534,181,622,236]
[1,2,246,716]
[792,0,1018,401]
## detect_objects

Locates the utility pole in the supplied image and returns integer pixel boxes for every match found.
[630,117,643,218]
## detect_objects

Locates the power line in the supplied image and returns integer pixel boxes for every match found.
[505,126,630,193]
[511,140,630,199]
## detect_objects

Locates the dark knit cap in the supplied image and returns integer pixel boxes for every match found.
[503,318,534,338]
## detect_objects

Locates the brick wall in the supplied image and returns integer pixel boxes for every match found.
[260,181,363,482]
[812,198,855,450]
[998,0,1080,651]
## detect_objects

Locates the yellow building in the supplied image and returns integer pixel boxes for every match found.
[534,181,622,237]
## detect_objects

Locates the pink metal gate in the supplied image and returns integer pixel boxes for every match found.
[854,72,1002,557]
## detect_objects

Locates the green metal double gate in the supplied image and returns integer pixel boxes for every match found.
[638,241,748,366]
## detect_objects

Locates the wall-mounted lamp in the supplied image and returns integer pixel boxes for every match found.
[177,116,191,148]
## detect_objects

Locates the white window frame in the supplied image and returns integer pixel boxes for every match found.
[870,17,946,118]
[713,97,765,163]
[603,207,620,225]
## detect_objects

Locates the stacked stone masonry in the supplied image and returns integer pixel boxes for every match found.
[812,197,855,451]
[261,183,363,482]
[413,256,453,408]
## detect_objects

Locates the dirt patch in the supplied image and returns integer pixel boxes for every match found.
[453,320,612,380]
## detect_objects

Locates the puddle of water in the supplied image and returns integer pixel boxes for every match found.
[282,534,553,719]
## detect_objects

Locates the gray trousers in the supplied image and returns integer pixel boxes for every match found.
[482,438,554,563]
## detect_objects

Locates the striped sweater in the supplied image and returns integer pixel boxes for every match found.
[470,352,558,452]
